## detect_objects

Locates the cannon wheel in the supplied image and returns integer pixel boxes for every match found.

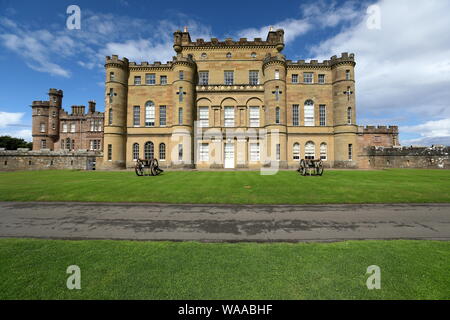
[316,160,324,176]
[150,159,159,176]
[135,159,144,176]
[299,159,307,176]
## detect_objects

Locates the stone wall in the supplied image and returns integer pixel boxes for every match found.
[0,149,102,171]
[358,146,449,169]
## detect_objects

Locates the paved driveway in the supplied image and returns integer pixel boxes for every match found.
[0,202,449,242]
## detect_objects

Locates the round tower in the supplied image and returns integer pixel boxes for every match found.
[262,53,288,167]
[331,53,357,167]
[103,55,129,169]
[47,88,63,150]
[31,100,50,150]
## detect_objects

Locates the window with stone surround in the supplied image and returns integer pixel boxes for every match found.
[224,71,234,85]
[108,144,112,161]
[249,107,260,127]
[199,143,209,161]
[249,70,259,85]
[303,72,313,84]
[304,100,315,126]
[178,144,183,161]
[348,144,353,160]
[293,143,300,160]
[347,107,352,124]
[179,70,184,80]
[70,123,76,133]
[250,143,260,161]
[144,141,154,160]
[305,141,315,160]
[346,70,351,80]
[40,123,45,133]
[145,101,155,127]
[178,108,183,125]
[275,69,280,80]
[41,140,47,149]
[159,106,166,126]
[224,107,235,127]
[199,107,209,128]
[199,71,209,85]
[292,74,299,83]
[110,72,115,81]
[318,74,325,84]
[275,107,280,124]
[146,73,156,85]
[133,106,140,127]
[276,144,281,160]
[62,123,68,133]
[133,143,139,161]
[159,143,166,161]
[134,76,141,85]
[320,143,327,160]
[292,105,299,126]
[160,75,167,85]
[319,105,326,126]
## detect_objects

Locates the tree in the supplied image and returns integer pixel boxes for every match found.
[0,136,33,150]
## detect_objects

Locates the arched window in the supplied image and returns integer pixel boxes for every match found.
[347,107,352,124]
[305,141,315,160]
[144,142,154,160]
[145,101,155,127]
[133,143,139,161]
[320,143,327,161]
[108,108,113,125]
[293,143,300,160]
[275,107,280,124]
[304,100,315,126]
[159,143,166,161]
[178,107,183,125]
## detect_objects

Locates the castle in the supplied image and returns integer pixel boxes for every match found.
[30,28,400,170]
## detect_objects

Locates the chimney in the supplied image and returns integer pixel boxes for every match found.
[88,100,96,113]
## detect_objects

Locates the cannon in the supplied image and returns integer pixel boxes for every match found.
[135,158,164,176]
[297,159,324,176]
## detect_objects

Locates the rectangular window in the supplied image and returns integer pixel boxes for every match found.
[133,106,140,126]
[249,107,260,127]
[108,144,112,161]
[199,71,209,85]
[224,107,235,127]
[70,123,76,133]
[146,73,156,85]
[249,70,259,85]
[292,74,298,83]
[348,144,353,160]
[304,105,314,126]
[276,144,280,161]
[346,70,351,80]
[52,111,57,117]
[62,123,68,133]
[250,143,260,161]
[224,71,234,85]
[145,104,155,127]
[178,144,183,161]
[179,70,184,80]
[90,140,100,150]
[134,76,141,85]
[199,143,209,161]
[90,120,94,132]
[160,75,167,85]
[41,140,47,149]
[178,108,183,125]
[292,105,299,126]
[110,72,115,81]
[199,107,209,128]
[275,69,280,80]
[318,74,325,84]
[304,72,313,84]
[159,106,166,126]
[319,105,326,126]
[40,123,45,133]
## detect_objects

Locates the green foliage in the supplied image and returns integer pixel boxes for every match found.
[0,136,32,150]
[0,239,448,299]
[0,169,449,204]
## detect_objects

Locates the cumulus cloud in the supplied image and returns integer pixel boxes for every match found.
[0,111,31,141]
[0,111,24,128]
[237,19,311,44]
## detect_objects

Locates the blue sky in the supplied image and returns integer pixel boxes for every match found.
[0,0,449,145]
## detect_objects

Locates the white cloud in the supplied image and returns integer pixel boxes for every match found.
[237,19,311,44]
[403,118,450,139]
[0,111,24,128]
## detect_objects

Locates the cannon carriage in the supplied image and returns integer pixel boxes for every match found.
[297,159,324,176]
[135,158,164,176]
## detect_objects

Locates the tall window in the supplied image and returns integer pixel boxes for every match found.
[304,72,313,84]
[319,105,326,126]
[107,144,112,161]
[178,144,183,161]
[275,107,280,124]
[159,106,166,126]
[160,75,167,85]
[62,123,68,133]
[90,120,95,132]
[293,143,300,160]
[249,107,260,127]
[292,74,298,83]
[179,70,184,80]
[178,108,183,125]
[224,107,234,127]
[199,107,209,128]
[145,101,155,127]
[274,69,280,80]
[305,141,315,160]
[145,142,154,160]
[146,73,156,85]
[293,105,299,126]
[199,143,209,161]
[133,106,140,126]
[320,143,327,160]
[347,107,352,124]
[348,144,353,160]
[224,71,234,85]
[40,123,45,133]
[70,123,76,133]
[159,143,166,160]
[249,71,259,85]
[199,71,209,85]
[345,70,351,80]
[41,140,47,149]
[66,138,71,150]
[134,76,141,85]
[250,143,260,161]
[108,108,113,125]
[133,143,139,161]
[276,144,281,160]
[304,100,315,126]
[318,74,325,84]
[110,72,115,81]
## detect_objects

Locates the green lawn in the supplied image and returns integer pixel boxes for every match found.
[0,239,448,300]
[0,169,449,204]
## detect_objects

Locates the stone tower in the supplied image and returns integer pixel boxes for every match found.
[103,55,129,169]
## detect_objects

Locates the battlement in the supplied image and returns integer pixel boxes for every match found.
[359,125,399,134]
[287,53,355,69]
[129,61,173,69]
[32,101,50,107]
[48,88,63,96]
[105,55,129,68]
[174,28,285,52]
